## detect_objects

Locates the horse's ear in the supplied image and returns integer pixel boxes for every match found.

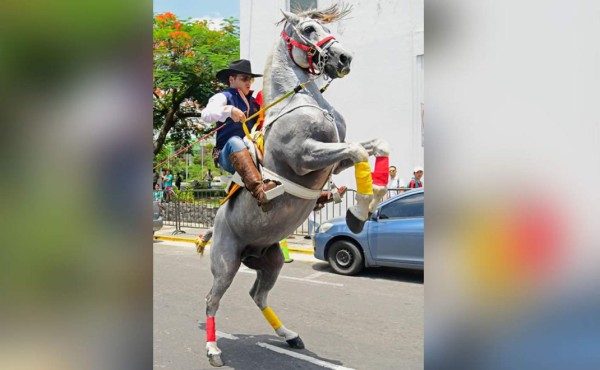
[280,10,301,26]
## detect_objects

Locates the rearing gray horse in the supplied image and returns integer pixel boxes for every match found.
[202,4,389,367]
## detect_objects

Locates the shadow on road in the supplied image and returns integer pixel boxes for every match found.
[310,262,424,284]
[197,323,352,370]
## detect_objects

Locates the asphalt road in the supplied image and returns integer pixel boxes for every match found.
[154,240,423,370]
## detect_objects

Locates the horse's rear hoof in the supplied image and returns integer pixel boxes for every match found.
[346,209,365,234]
[286,336,305,349]
[208,353,224,367]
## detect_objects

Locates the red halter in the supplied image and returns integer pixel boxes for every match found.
[281,30,336,75]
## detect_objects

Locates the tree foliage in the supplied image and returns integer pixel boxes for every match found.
[153,12,239,156]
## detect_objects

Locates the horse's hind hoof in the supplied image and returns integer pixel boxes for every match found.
[208,354,224,367]
[346,209,366,234]
[286,336,305,349]
[207,353,224,367]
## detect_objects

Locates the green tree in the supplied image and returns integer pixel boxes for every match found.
[153,12,239,156]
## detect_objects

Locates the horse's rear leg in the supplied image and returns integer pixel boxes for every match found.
[204,240,241,367]
[244,244,305,349]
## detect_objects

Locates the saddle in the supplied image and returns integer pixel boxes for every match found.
[220,131,345,208]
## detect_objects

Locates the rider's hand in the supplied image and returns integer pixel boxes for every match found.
[230,107,246,122]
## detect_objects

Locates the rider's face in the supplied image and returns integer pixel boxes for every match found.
[229,74,254,95]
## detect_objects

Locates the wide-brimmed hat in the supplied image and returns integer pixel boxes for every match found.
[216,59,263,83]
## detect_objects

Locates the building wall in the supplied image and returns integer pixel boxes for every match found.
[240,0,424,188]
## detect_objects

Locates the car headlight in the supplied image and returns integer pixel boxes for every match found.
[318,222,334,234]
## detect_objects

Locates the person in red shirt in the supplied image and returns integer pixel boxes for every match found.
[408,166,424,188]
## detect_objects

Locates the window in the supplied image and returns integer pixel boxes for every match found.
[379,193,424,219]
[290,0,318,14]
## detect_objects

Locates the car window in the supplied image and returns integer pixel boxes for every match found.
[379,193,424,219]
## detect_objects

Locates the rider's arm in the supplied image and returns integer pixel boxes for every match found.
[201,93,233,123]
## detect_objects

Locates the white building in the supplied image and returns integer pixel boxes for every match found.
[240,0,424,188]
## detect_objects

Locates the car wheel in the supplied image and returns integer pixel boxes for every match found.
[327,240,364,275]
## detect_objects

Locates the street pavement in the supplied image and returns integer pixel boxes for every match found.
[154,239,423,370]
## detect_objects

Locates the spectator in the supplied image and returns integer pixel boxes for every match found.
[163,169,174,203]
[408,166,424,189]
[205,168,214,189]
[158,169,165,199]
[153,183,163,203]
[153,170,159,189]
[387,165,405,197]
[388,166,404,189]
[175,173,182,190]
[305,210,320,240]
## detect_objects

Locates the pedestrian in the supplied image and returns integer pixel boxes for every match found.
[153,170,159,190]
[158,168,165,198]
[205,168,214,189]
[383,165,403,200]
[162,169,174,203]
[153,183,163,203]
[201,59,279,210]
[408,166,424,189]
[305,210,320,239]
[175,173,182,190]
[388,166,404,189]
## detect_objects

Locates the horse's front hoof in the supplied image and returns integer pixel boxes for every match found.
[286,336,305,349]
[207,353,224,367]
[346,209,365,234]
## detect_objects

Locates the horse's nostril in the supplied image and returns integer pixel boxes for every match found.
[339,54,348,65]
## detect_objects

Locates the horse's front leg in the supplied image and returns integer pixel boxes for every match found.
[332,139,390,213]
[333,138,389,174]
[290,140,374,233]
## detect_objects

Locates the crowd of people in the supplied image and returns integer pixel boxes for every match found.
[153,168,183,204]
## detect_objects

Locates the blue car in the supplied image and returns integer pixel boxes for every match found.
[313,189,424,275]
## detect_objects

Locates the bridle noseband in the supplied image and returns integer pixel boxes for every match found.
[281,22,336,76]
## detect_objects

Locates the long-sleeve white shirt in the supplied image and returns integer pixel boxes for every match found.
[201,93,234,123]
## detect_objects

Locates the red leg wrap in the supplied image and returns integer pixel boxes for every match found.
[372,156,389,186]
[206,316,216,342]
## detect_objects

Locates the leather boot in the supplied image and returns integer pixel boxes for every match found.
[229,149,278,211]
[314,186,347,211]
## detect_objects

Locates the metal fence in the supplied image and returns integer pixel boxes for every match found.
[159,187,412,235]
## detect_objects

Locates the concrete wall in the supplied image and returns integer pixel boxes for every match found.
[241,0,424,188]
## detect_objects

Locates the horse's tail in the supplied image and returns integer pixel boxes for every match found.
[195,228,213,256]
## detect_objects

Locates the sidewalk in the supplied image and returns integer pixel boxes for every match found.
[153,225,315,255]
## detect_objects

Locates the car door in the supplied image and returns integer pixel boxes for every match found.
[367,193,424,265]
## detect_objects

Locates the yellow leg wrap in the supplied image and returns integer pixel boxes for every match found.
[355,161,374,195]
[196,239,207,256]
[262,306,283,329]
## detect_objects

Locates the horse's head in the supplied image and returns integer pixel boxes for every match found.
[279,4,353,79]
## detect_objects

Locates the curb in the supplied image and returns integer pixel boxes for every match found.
[153,235,314,255]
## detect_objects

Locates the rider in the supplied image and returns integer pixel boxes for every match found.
[201,59,279,211]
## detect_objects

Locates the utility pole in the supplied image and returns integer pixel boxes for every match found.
[201,142,204,180]
[185,150,189,181]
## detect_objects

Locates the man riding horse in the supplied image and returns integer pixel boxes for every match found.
[201,59,346,211]
[201,60,279,210]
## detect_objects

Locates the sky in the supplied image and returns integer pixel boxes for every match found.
[153,0,240,20]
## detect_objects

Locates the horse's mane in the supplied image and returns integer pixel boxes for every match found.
[276,3,353,26]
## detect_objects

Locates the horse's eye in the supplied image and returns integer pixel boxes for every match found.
[304,26,315,34]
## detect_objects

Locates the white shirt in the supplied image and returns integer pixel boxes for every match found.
[201,93,234,123]
[387,175,405,189]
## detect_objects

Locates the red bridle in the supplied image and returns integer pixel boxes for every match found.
[281,30,336,75]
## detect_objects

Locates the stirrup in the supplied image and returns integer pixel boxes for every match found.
[264,180,284,201]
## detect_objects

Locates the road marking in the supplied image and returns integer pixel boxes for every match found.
[238,269,343,287]
[304,272,325,280]
[256,342,356,370]
[216,331,239,340]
